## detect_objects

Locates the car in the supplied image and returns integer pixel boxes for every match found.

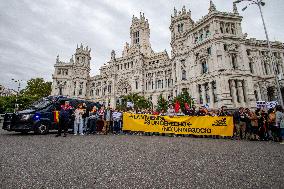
[2,96,100,134]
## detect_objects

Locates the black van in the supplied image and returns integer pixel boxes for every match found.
[2,96,100,134]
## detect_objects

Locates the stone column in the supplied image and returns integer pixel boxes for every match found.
[242,80,248,105]
[230,80,237,106]
[75,81,79,96]
[202,84,206,105]
[208,82,214,108]
[237,80,244,106]
[257,84,262,101]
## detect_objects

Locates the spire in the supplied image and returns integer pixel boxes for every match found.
[182,5,186,14]
[209,0,216,13]
[174,7,177,16]
[111,50,116,60]
[233,3,239,14]
[80,43,83,49]
[56,55,59,63]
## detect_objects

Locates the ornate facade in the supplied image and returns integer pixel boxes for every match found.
[52,1,284,109]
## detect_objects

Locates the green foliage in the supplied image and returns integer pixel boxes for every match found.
[22,78,52,98]
[0,95,38,113]
[173,90,195,112]
[156,94,168,112]
[117,93,151,111]
[0,78,52,113]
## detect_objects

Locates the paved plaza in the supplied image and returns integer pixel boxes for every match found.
[0,128,283,189]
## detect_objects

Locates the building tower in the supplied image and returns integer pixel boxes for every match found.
[170,6,194,43]
[130,12,153,56]
[72,44,91,98]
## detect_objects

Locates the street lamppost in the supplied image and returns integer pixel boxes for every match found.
[234,0,284,107]
[11,79,23,112]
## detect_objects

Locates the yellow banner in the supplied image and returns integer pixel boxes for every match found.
[123,113,234,136]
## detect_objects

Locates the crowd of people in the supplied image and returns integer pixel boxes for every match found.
[54,101,284,143]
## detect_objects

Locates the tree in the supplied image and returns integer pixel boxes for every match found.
[22,78,52,99]
[0,78,52,113]
[173,90,194,113]
[156,94,168,112]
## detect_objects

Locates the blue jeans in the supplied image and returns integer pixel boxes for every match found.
[113,120,121,133]
[74,119,83,134]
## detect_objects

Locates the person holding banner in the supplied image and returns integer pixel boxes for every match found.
[166,105,175,117]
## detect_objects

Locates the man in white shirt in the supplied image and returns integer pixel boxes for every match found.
[112,109,122,134]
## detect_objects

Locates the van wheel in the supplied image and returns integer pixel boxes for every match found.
[35,123,48,135]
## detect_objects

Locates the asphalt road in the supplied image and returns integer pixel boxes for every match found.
[0,128,283,189]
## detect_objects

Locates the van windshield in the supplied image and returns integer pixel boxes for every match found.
[29,98,52,110]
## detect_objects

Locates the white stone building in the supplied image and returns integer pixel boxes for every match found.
[52,1,284,109]
[0,84,17,97]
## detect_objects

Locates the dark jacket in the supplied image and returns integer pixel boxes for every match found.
[233,111,246,124]
[59,105,73,120]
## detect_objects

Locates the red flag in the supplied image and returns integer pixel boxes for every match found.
[185,102,190,110]
[174,101,180,113]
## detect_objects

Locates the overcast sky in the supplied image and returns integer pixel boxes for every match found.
[1,0,283,89]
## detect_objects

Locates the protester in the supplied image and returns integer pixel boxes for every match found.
[82,103,88,133]
[176,108,185,116]
[159,109,167,116]
[113,109,122,134]
[56,101,73,137]
[258,110,268,141]
[167,105,175,117]
[197,107,207,116]
[275,105,284,143]
[103,106,113,135]
[74,104,84,136]
[189,105,197,116]
[89,106,99,134]
[233,107,247,140]
[218,106,230,116]
[97,106,105,133]
[248,110,259,140]
[267,108,276,141]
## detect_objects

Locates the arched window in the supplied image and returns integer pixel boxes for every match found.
[182,70,186,80]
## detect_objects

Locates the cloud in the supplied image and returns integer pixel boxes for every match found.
[0,0,283,90]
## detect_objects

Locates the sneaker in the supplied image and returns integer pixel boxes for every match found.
[74,133,77,136]
[55,134,61,137]
[80,133,84,136]
[63,133,67,137]
[280,142,284,144]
